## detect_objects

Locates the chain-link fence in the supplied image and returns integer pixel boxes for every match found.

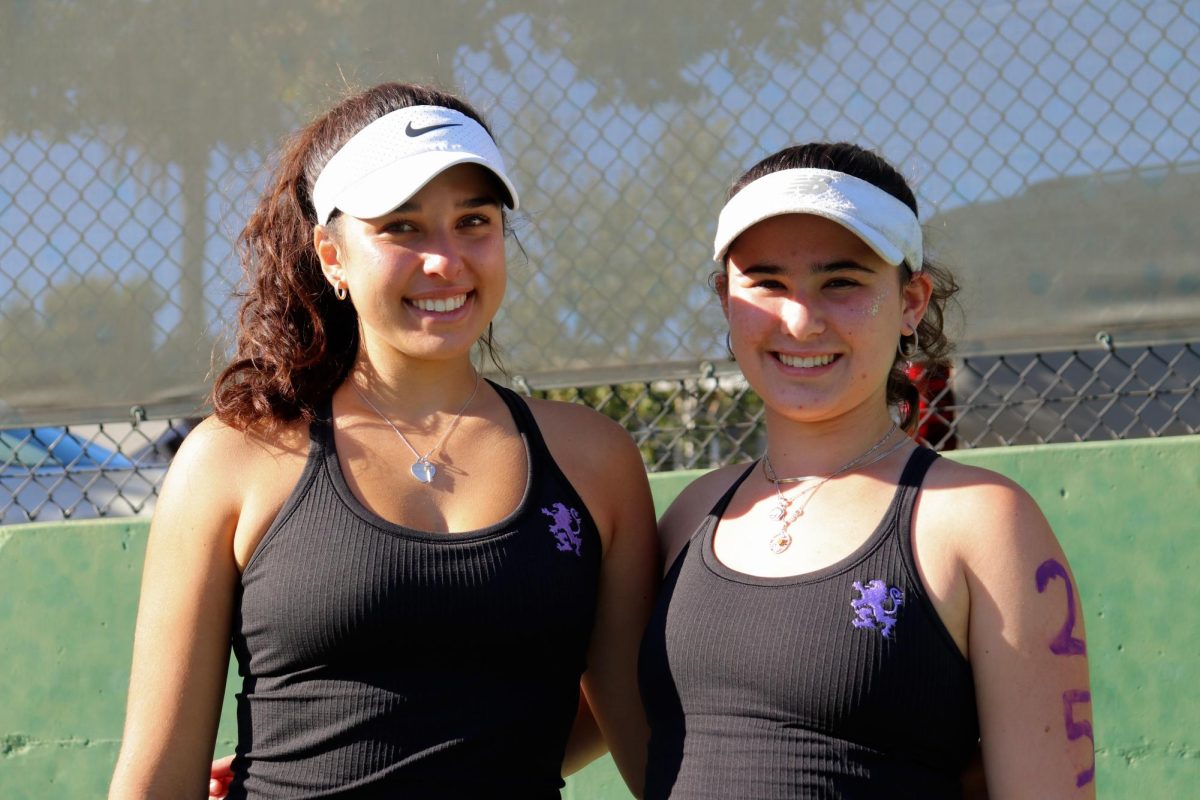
[531,338,1200,469]
[4,337,1197,523]
[3,1,1199,522]
[3,1,1199,424]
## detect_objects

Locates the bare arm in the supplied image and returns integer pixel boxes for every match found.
[561,691,606,777]
[579,423,659,797]
[953,476,1095,798]
[537,402,659,797]
[109,421,243,799]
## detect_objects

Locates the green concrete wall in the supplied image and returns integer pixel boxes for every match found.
[1,436,1196,797]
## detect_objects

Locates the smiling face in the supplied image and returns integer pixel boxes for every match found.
[314,163,507,367]
[720,213,931,427]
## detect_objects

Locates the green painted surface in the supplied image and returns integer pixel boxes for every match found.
[947,436,1200,796]
[1,436,1196,797]
[0,740,122,798]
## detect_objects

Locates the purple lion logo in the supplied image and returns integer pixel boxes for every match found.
[542,502,583,557]
[850,579,904,638]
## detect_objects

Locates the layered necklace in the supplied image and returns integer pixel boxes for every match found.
[351,370,482,484]
[761,423,907,554]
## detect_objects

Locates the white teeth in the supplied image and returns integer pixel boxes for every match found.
[412,294,467,313]
[779,353,835,368]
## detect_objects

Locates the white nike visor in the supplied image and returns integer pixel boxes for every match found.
[712,168,922,271]
[312,105,519,225]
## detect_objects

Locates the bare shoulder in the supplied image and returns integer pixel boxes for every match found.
[658,462,752,569]
[169,415,307,485]
[917,455,1060,564]
[921,457,1049,525]
[156,415,309,544]
[524,396,644,473]
[159,416,248,506]
[525,396,635,448]
[521,396,658,569]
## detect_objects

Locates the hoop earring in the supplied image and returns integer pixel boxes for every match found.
[335,283,348,301]
[725,331,736,362]
[898,328,919,360]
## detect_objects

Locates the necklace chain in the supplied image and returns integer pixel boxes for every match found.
[350,370,482,484]
[761,423,906,554]
[762,422,898,485]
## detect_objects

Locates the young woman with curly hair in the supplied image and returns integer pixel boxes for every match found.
[110,82,656,800]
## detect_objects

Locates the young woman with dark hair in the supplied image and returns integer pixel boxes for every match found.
[637,143,1095,798]
[110,82,657,800]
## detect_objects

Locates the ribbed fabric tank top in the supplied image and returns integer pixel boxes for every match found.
[226,383,601,799]
[639,447,979,799]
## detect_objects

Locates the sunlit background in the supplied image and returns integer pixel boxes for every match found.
[2,0,1198,521]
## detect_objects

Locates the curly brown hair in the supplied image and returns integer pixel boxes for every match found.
[722,142,960,433]
[212,83,502,431]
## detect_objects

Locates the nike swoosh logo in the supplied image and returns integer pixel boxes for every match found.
[405,121,463,137]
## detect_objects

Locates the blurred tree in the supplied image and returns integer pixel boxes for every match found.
[521,0,862,107]
[500,108,736,367]
[1,0,853,421]
[0,276,164,406]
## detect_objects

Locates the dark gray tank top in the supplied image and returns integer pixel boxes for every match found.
[639,447,979,799]
[227,382,602,799]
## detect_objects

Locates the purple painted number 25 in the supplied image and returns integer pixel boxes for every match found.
[1035,558,1086,656]
[1036,559,1094,788]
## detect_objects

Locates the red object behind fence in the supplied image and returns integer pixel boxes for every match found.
[907,363,957,450]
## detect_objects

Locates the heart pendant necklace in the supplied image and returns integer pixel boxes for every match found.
[351,370,481,484]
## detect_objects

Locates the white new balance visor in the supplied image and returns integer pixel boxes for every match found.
[712,168,922,270]
[312,105,519,225]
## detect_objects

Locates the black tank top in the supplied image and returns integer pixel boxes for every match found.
[639,447,979,799]
[227,383,602,799]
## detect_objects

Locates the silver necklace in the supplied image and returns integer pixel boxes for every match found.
[762,423,898,485]
[350,370,482,484]
[761,424,906,555]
